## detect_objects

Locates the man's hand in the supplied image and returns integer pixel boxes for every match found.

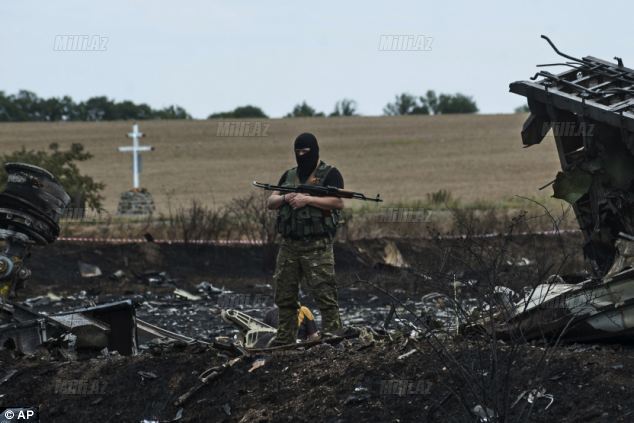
[288,193,311,209]
[289,194,344,210]
[268,191,343,211]
[267,192,298,210]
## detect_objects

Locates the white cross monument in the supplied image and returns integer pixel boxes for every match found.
[118,123,154,189]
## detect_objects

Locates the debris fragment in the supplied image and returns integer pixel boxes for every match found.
[0,162,70,300]
[222,403,231,416]
[221,309,277,348]
[173,288,201,301]
[344,389,370,405]
[139,271,175,286]
[137,371,158,380]
[506,257,533,267]
[78,261,102,278]
[0,369,18,385]
[512,387,554,410]
[0,298,204,357]
[382,240,409,268]
[397,348,417,360]
[196,281,223,294]
[495,270,634,342]
[23,292,62,307]
[471,405,497,422]
[172,409,184,421]
[248,359,266,373]
[111,270,126,280]
[175,357,243,406]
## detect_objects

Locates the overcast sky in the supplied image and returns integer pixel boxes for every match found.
[1,0,632,118]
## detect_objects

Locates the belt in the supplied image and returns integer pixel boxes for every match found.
[282,234,332,242]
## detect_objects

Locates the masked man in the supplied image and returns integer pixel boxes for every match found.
[266,132,344,345]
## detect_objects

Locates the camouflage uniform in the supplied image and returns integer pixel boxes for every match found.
[273,161,342,344]
[273,237,341,344]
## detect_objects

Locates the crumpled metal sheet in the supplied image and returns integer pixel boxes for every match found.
[0,318,48,354]
[0,300,139,355]
[47,313,110,350]
[497,268,634,341]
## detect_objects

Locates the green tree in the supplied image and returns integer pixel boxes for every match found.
[419,90,478,114]
[383,93,429,115]
[419,90,438,114]
[231,105,268,118]
[80,96,112,121]
[14,90,43,121]
[434,93,478,114]
[330,99,358,116]
[0,92,20,121]
[285,101,325,117]
[208,105,268,119]
[0,143,105,211]
[514,104,530,113]
[40,97,66,121]
[155,105,191,119]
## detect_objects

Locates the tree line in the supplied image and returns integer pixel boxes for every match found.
[0,89,491,121]
[209,91,479,118]
[0,90,191,122]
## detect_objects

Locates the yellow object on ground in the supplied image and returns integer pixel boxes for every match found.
[0,281,11,300]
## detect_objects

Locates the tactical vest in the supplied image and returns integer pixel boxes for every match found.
[277,161,341,239]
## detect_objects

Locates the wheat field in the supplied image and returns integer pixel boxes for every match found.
[0,114,561,213]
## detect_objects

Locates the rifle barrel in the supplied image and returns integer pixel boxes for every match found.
[252,181,382,202]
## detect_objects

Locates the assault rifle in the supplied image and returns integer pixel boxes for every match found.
[252,181,382,202]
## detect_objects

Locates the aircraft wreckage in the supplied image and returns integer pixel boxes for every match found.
[502,35,634,341]
[0,163,199,356]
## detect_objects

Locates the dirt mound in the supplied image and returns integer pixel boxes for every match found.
[3,337,633,422]
[5,235,626,422]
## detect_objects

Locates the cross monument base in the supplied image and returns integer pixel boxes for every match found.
[117,188,155,216]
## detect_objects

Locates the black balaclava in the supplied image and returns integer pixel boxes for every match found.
[294,133,319,182]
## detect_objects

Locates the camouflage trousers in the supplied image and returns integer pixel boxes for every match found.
[273,237,342,344]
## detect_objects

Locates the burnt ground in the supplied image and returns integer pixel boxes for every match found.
[3,234,633,422]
